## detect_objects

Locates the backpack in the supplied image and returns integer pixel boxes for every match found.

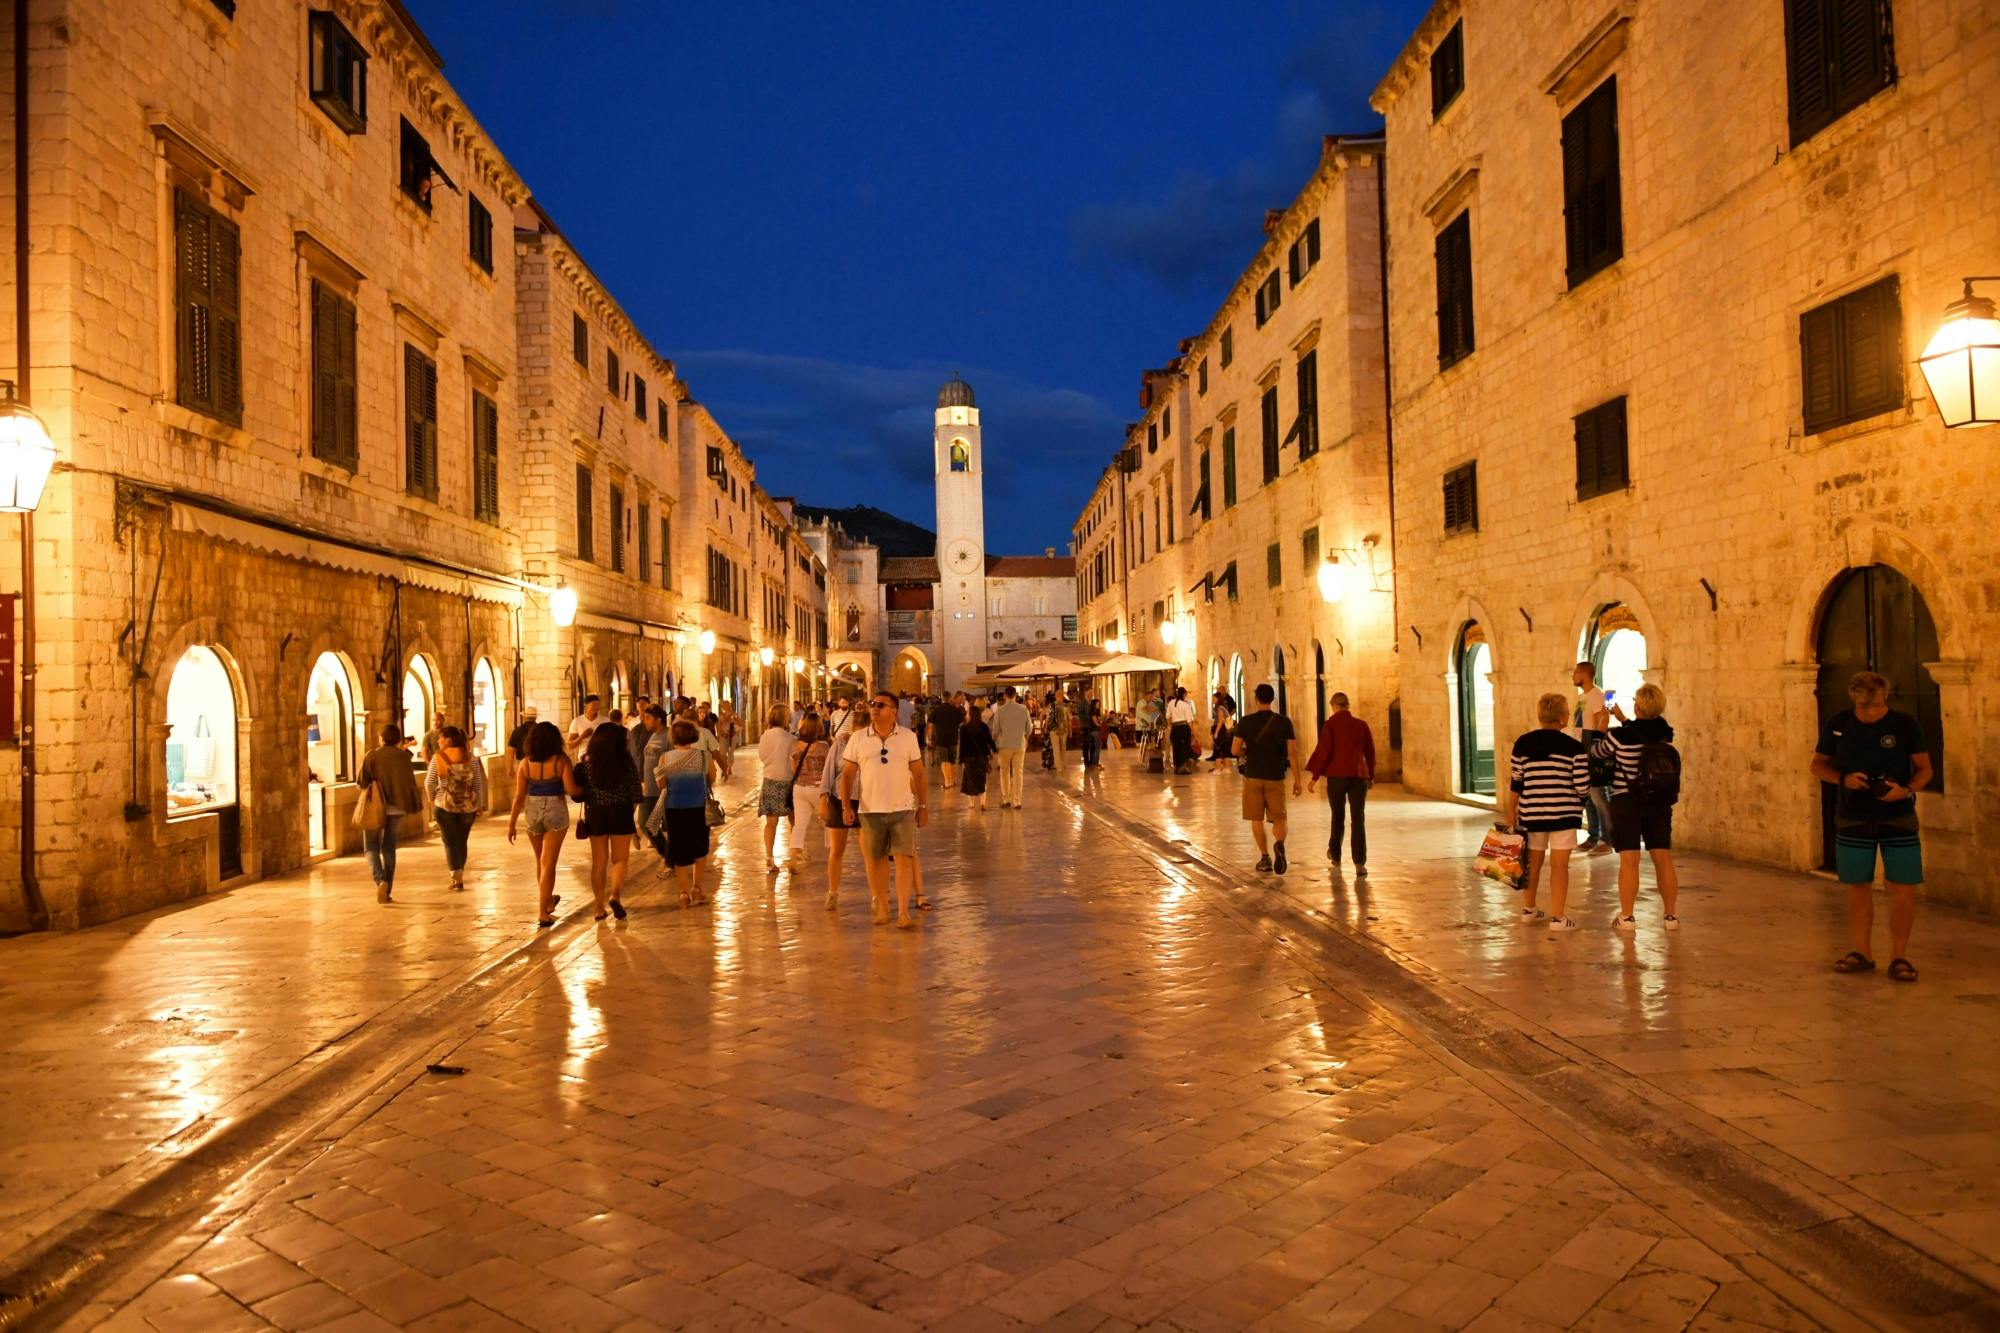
[432,760,482,814]
[1630,741,1681,806]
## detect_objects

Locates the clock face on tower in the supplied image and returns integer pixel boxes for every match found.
[945,539,982,574]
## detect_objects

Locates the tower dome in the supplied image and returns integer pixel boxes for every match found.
[937,375,976,409]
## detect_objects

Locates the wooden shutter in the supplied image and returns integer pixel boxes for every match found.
[1788,0,1893,145]
[175,191,238,423]
[1786,0,1832,141]
[1295,350,1319,458]
[1832,0,1889,103]
[1842,276,1900,419]
[1261,386,1280,482]
[1800,302,1844,431]
[1435,212,1475,366]
[1444,463,1479,532]
[1221,428,1236,507]
[333,291,357,466]
[1563,79,1622,286]
[610,484,626,573]
[572,313,588,366]
[1601,398,1629,491]
[311,282,358,468]
[403,345,438,500]
[212,212,242,422]
[472,391,499,522]
[660,514,670,587]
[576,464,593,560]
[638,502,651,580]
[1575,404,1602,498]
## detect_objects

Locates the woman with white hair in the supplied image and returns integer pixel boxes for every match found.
[817,705,869,910]
[1592,683,1681,932]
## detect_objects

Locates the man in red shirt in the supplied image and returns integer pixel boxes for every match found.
[1304,692,1376,875]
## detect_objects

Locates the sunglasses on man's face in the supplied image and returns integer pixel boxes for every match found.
[870,700,895,710]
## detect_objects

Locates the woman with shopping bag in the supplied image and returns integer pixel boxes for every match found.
[1497,693,1592,929]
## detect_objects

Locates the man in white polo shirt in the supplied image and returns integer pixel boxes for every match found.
[839,690,928,929]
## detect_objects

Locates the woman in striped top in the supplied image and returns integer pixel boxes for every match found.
[1503,693,1591,930]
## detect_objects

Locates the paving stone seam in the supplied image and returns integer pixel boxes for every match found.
[1064,782,2000,1331]
[0,792,764,1331]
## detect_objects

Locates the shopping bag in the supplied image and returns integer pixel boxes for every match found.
[352,780,386,832]
[705,797,727,828]
[1473,826,1525,890]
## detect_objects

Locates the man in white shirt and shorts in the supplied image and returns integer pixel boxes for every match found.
[840,691,928,929]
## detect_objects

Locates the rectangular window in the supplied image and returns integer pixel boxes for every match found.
[657,399,671,441]
[1800,274,1903,433]
[1153,496,1161,553]
[1267,542,1282,588]
[609,484,626,573]
[1431,20,1465,117]
[707,445,726,481]
[1220,325,1234,367]
[1221,428,1237,508]
[468,194,494,273]
[606,348,621,397]
[1786,0,1895,147]
[402,344,438,501]
[576,463,594,561]
[1260,384,1281,483]
[308,10,368,133]
[173,190,243,424]
[572,313,588,367]
[1196,448,1211,521]
[1574,396,1630,501]
[1147,421,1159,455]
[1435,210,1475,368]
[633,373,647,421]
[1163,406,1172,438]
[1294,350,1320,460]
[399,117,444,212]
[1165,480,1175,544]
[1287,219,1321,287]
[1562,78,1622,287]
[1443,462,1479,534]
[659,513,672,588]
[1198,358,1209,394]
[1224,563,1239,601]
[308,280,358,468]
[471,389,500,523]
[1302,526,1320,570]
[1255,270,1282,327]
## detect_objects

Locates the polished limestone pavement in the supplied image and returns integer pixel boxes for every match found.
[0,749,1984,1330]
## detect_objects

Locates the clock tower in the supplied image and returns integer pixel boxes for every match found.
[935,375,986,690]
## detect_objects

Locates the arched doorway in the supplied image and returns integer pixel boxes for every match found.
[1455,623,1495,795]
[402,654,440,745]
[1313,641,1328,731]
[1270,645,1288,719]
[1228,654,1244,713]
[890,647,927,697]
[471,657,505,757]
[1579,602,1649,718]
[1814,565,1945,867]
[305,651,361,855]
[834,661,866,700]
[609,661,633,717]
[166,644,243,877]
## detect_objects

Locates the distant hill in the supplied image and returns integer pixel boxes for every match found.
[794,503,935,559]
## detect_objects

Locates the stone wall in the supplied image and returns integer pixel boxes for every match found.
[1375,0,2000,910]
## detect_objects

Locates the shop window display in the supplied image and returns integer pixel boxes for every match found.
[166,645,237,815]
[472,657,504,756]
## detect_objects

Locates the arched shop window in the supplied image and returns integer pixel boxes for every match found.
[1455,623,1496,796]
[1578,603,1649,720]
[471,657,504,756]
[166,645,237,815]
[402,655,438,741]
[306,652,357,784]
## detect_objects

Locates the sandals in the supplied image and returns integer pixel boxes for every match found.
[537,894,561,930]
[1887,957,1919,983]
[609,899,627,921]
[1833,951,1875,974]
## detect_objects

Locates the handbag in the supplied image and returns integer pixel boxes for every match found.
[705,797,726,828]
[352,779,386,832]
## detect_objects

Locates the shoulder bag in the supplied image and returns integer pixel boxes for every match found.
[352,779,386,832]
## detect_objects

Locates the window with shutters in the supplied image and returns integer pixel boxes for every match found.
[1573,396,1630,501]
[1785,0,1895,147]
[1255,270,1282,327]
[1302,527,1320,570]
[467,194,493,273]
[1800,275,1903,433]
[575,464,594,561]
[1147,421,1158,455]
[1198,358,1209,394]
[1220,326,1233,367]
[606,349,621,398]
[399,118,447,212]
[1288,219,1321,287]
[660,514,672,588]
[1195,448,1211,523]
[309,281,358,468]
[1435,210,1475,368]
[1443,462,1479,534]
[1431,20,1465,117]
[1294,350,1320,460]
[1166,480,1175,543]
[1153,496,1162,553]
[1163,406,1172,438]
[173,190,243,425]
[402,345,439,501]
[1267,543,1282,588]
[1221,428,1237,508]
[308,10,368,134]
[572,313,589,367]
[633,374,647,421]
[609,485,626,573]
[656,399,671,441]
[1562,79,1622,288]
[471,390,500,523]
[1260,384,1281,483]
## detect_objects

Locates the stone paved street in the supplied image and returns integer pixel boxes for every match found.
[3,753,1997,1330]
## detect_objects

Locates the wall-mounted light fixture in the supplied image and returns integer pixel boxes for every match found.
[1919,277,2000,429]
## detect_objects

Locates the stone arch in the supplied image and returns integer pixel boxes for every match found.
[150,617,259,884]
[1564,572,1670,676]
[1784,520,1971,665]
[1440,594,1503,672]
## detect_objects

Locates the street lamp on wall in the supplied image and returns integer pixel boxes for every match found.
[698,629,716,655]
[1317,555,1348,604]
[547,583,578,628]
[0,380,56,513]
[759,645,775,667]
[1920,277,2000,429]
[1159,620,1178,646]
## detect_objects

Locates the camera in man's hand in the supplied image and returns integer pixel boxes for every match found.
[1866,776,1896,800]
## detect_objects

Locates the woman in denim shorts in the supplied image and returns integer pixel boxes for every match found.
[508,721,578,928]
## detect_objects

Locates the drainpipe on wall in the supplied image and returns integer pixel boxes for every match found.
[1375,152,1400,662]
[14,0,47,930]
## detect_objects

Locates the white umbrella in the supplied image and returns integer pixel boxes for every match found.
[998,653,1092,679]
[1091,652,1179,675]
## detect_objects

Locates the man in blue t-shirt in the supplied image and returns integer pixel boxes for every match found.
[1811,670,1932,983]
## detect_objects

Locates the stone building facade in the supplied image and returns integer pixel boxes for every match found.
[0,0,824,930]
[1072,136,1400,761]
[1374,0,2000,910]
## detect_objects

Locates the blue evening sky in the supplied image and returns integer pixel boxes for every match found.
[409,0,1433,554]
